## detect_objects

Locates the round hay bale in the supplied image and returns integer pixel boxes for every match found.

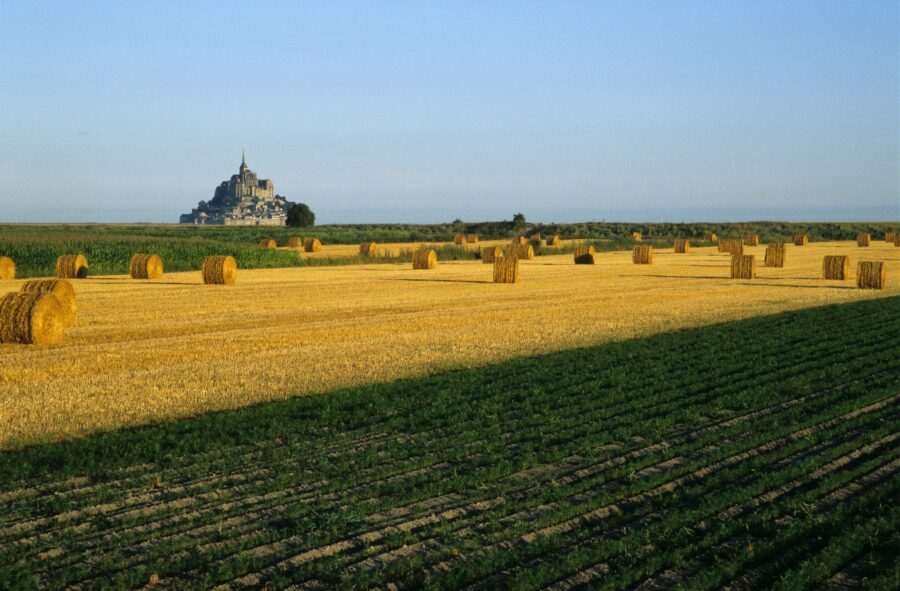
[0,292,65,345]
[823,255,850,280]
[201,256,237,285]
[516,235,527,245]
[632,245,653,264]
[744,234,759,246]
[546,235,561,247]
[359,242,377,257]
[703,232,718,242]
[573,245,595,265]
[466,233,479,243]
[507,243,534,260]
[303,238,321,252]
[764,243,786,267]
[674,239,690,253]
[631,231,642,241]
[492,256,519,283]
[412,249,437,270]
[288,236,304,249]
[730,254,756,279]
[856,261,886,290]
[856,233,870,247]
[481,246,503,264]
[56,254,89,279]
[19,279,77,326]
[793,234,809,246]
[453,234,466,245]
[885,232,896,243]
[719,239,743,255]
[0,256,15,280]
[129,254,164,280]
[259,238,276,249]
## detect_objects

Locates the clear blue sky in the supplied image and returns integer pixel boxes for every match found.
[1,0,897,223]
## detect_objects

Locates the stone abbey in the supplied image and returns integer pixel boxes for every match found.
[179,153,291,225]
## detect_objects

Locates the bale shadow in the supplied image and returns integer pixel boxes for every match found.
[391,277,490,285]
[736,282,857,290]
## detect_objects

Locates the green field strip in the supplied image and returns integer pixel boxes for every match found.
[453,423,900,591]
[366,394,900,591]
[181,382,900,588]
[461,417,900,591]
[15,340,884,580]
[17,358,896,588]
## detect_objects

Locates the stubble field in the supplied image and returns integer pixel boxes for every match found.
[0,240,897,448]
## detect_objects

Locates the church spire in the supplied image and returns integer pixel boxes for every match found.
[242,149,245,165]
[240,149,248,173]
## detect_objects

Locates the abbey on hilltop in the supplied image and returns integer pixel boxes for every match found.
[179,153,292,225]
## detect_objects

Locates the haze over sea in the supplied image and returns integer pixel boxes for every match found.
[1,1,897,224]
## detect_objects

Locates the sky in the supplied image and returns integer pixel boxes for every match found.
[0,0,897,224]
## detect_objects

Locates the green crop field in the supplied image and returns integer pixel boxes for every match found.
[1,297,898,590]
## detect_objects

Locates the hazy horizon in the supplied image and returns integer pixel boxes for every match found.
[1,1,898,224]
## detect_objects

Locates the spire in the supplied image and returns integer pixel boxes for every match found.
[240,149,248,173]
[242,148,245,165]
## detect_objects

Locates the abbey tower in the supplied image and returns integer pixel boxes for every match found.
[179,153,291,225]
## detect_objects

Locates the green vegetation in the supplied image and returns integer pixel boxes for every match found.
[2,220,896,278]
[1,297,898,589]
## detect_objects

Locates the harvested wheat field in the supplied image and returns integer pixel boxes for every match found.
[1,240,897,448]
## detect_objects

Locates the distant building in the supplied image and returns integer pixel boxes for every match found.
[179,153,291,225]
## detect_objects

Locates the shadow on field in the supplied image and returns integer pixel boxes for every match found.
[626,274,724,280]
[391,277,490,285]
[736,282,857,290]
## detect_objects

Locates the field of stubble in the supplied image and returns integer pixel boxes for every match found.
[1,240,897,448]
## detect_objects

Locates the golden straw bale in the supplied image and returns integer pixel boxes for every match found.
[546,235,561,246]
[303,238,321,252]
[0,292,65,345]
[359,242,377,257]
[20,279,77,326]
[719,239,743,255]
[895,235,900,247]
[573,245,595,264]
[412,249,437,270]
[822,255,850,280]
[744,234,759,246]
[632,245,653,264]
[631,231,642,241]
[856,261,886,289]
[509,243,534,260]
[793,234,809,246]
[0,256,15,280]
[731,255,756,279]
[129,254,164,280]
[674,239,690,253]
[201,256,237,285]
[515,235,527,245]
[704,232,718,242]
[764,244,786,267]
[453,234,466,245]
[856,233,870,247]
[885,232,896,243]
[481,246,503,264]
[56,254,89,279]
[492,256,520,283]
[259,238,276,249]
[288,236,304,249]
[466,233,479,243]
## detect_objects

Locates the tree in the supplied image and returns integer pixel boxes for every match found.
[512,212,526,229]
[286,203,315,227]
